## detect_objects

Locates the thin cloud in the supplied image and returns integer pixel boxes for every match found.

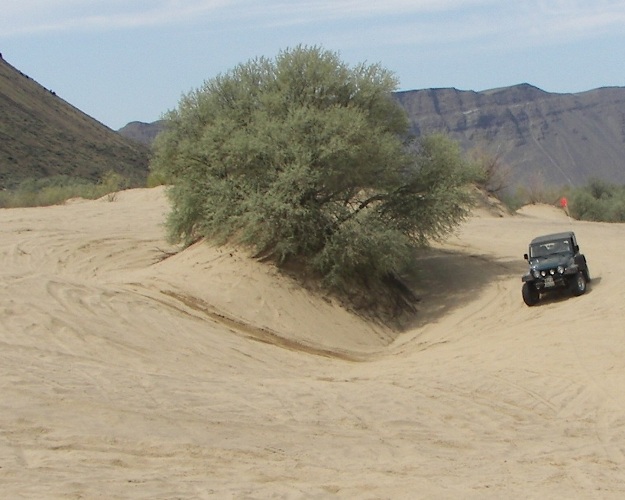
[249,0,490,20]
[499,1,625,47]
[0,0,497,37]
[323,0,625,51]
[2,0,625,45]
[1,0,232,36]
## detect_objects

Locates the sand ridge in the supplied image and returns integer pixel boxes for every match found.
[1,188,624,498]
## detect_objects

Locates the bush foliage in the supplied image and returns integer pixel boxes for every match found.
[568,179,625,222]
[151,46,476,291]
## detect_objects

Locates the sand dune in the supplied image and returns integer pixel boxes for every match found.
[2,187,624,498]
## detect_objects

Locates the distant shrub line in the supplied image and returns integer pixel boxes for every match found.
[0,171,130,208]
[5,169,625,226]
[489,176,625,223]
[567,179,625,222]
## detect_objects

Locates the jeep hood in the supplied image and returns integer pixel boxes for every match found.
[529,254,571,270]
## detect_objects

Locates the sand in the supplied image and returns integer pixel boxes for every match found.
[1,187,624,498]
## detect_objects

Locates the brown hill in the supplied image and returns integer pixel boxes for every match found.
[0,56,150,189]
[395,84,625,187]
[117,120,167,146]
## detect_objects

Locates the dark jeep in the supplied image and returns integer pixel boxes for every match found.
[521,231,590,306]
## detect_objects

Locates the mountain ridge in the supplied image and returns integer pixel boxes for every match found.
[394,84,625,187]
[3,50,622,192]
[118,120,167,146]
[118,83,625,189]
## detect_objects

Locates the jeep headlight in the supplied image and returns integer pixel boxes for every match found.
[557,265,565,274]
[532,269,541,278]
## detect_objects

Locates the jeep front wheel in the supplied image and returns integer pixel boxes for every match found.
[571,271,587,296]
[522,282,540,306]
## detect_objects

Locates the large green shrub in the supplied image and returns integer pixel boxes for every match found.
[151,46,475,291]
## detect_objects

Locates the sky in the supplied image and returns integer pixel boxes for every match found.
[2,0,624,130]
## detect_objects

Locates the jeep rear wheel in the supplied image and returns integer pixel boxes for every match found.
[522,282,540,306]
[571,271,587,296]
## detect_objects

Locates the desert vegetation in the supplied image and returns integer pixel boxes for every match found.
[466,149,625,222]
[0,171,131,208]
[488,173,625,222]
[151,46,478,297]
[567,178,625,222]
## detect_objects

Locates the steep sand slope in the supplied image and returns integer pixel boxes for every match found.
[1,188,624,498]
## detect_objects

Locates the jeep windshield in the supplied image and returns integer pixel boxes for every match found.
[529,238,571,258]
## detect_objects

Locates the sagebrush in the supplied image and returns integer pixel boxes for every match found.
[151,46,476,293]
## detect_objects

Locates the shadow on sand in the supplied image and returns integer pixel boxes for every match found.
[527,275,600,308]
[398,247,527,330]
